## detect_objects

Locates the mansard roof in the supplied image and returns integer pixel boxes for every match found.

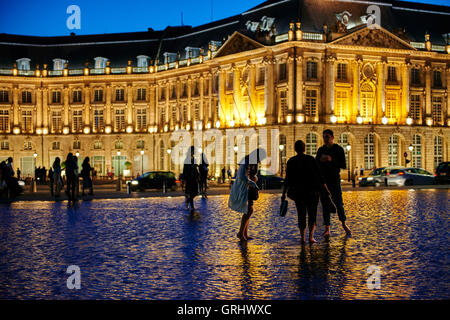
[0,0,448,70]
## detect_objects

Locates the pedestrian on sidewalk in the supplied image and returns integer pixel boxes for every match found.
[221,167,226,184]
[81,157,94,196]
[182,146,200,214]
[229,148,266,241]
[48,166,54,196]
[316,129,352,237]
[52,157,63,198]
[199,153,209,198]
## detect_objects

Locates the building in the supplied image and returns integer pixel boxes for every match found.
[0,0,449,178]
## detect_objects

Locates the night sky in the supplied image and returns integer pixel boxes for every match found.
[0,0,449,36]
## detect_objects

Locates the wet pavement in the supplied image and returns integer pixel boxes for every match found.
[0,189,448,299]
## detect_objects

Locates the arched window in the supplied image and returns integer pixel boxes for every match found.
[361,83,374,119]
[364,133,375,170]
[306,133,318,156]
[434,136,443,169]
[412,134,422,168]
[388,134,399,166]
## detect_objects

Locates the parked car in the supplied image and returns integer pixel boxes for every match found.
[127,171,178,191]
[434,162,450,184]
[256,170,284,189]
[384,168,435,186]
[230,170,285,190]
[359,167,386,187]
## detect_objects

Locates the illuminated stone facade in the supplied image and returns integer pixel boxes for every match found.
[0,0,449,178]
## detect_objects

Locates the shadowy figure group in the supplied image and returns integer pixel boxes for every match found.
[0,157,22,199]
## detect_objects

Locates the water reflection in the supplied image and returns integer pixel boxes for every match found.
[0,190,448,299]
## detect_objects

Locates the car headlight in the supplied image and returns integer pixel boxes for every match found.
[131,181,139,185]
[18,181,25,187]
[367,177,373,181]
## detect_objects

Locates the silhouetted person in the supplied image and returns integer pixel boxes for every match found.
[316,129,352,237]
[52,157,63,198]
[16,168,21,180]
[65,153,77,202]
[221,167,226,184]
[48,167,54,196]
[282,140,330,244]
[199,153,209,198]
[81,157,93,196]
[182,146,200,214]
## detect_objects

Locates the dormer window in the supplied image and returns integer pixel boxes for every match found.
[209,41,222,51]
[16,58,31,71]
[185,47,200,59]
[137,55,150,68]
[163,52,177,64]
[53,58,67,71]
[94,57,108,69]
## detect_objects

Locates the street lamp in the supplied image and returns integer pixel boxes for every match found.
[279,144,285,176]
[167,149,172,171]
[117,151,121,179]
[346,145,352,182]
[140,150,144,176]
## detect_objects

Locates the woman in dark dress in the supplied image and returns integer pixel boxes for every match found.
[182,146,200,214]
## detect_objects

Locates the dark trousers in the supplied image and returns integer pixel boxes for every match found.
[320,182,346,226]
[66,177,77,200]
[294,193,319,230]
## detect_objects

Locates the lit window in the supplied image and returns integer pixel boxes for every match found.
[306,61,318,80]
[337,63,347,81]
[16,58,31,71]
[434,136,443,169]
[412,134,422,168]
[305,90,317,117]
[364,133,375,170]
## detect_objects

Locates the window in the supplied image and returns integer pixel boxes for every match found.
[137,140,145,149]
[182,84,188,97]
[160,87,166,100]
[410,94,421,120]
[1,141,9,150]
[226,72,233,90]
[115,140,123,149]
[52,141,60,150]
[20,156,35,177]
[171,105,177,122]
[160,105,166,125]
[337,63,347,81]
[306,133,318,156]
[213,74,219,93]
[305,90,317,117]
[388,135,399,166]
[52,91,61,104]
[115,88,125,102]
[433,71,442,88]
[279,91,288,120]
[22,91,32,103]
[73,90,82,103]
[432,96,442,123]
[386,93,398,119]
[137,55,149,68]
[361,84,374,119]
[137,108,147,130]
[434,136,443,169]
[16,58,31,71]
[192,81,199,96]
[335,90,348,118]
[364,133,375,170]
[194,103,200,121]
[306,61,318,80]
[24,141,32,150]
[94,109,104,131]
[51,110,62,132]
[21,110,32,132]
[257,67,265,86]
[278,63,287,82]
[115,109,125,131]
[94,57,108,69]
[387,66,397,82]
[182,104,188,123]
[94,89,103,102]
[72,110,83,132]
[0,110,9,131]
[53,58,66,71]
[73,140,81,150]
[94,141,103,150]
[0,90,9,103]
[412,134,422,168]
[411,68,420,85]
[137,88,146,101]
[92,156,105,176]
[171,85,177,99]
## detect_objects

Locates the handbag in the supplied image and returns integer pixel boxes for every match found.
[280,199,288,217]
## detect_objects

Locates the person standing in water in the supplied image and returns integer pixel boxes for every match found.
[182,146,200,214]
[316,129,352,237]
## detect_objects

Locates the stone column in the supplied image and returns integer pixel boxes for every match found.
[402,62,410,124]
[127,83,133,125]
[376,61,386,123]
[326,55,336,119]
[42,88,48,129]
[149,83,156,126]
[296,56,303,116]
[233,66,241,123]
[63,86,69,127]
[13,85,19,127]
[352,58,362,122]
[83,85,90,126]
[249,64,257,123]
[425,65,432,123]
[36,88,42,130]
[218,70,225,122]
[105,84,112,126]
[287,53,295,116]
[264,56,275,124]
[447,67,450,126]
